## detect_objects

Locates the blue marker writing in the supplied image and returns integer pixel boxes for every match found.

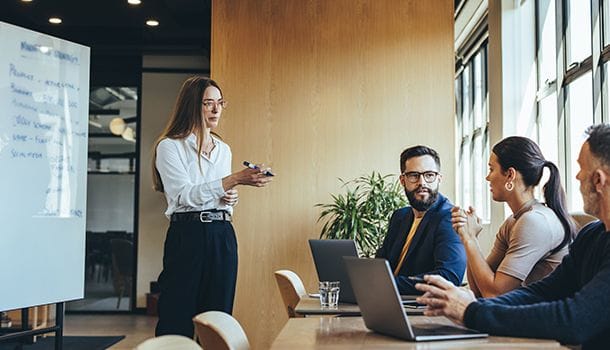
[243,161,275,176]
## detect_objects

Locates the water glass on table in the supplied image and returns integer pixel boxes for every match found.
[319,281,340,309]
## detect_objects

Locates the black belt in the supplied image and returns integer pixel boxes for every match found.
[171,210,232,223]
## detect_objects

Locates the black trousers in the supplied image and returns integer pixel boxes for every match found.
[155,219,238,338]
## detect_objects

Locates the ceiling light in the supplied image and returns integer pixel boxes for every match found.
[127,0,141,4]
[109,118,126,136]
[21,0,33,3]
[146,19,159,27]
[48,17,62,24]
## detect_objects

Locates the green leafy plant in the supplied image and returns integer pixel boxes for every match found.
[316,172,407,257]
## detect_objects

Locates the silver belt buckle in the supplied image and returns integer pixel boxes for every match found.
[199,211,213,223]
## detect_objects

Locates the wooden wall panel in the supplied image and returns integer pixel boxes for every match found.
[211,1,454,348]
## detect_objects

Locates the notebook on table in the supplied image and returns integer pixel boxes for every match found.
[343,257,488,342]
[308,239,359,304]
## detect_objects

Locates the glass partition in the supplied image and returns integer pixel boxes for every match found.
[67,86,137,312]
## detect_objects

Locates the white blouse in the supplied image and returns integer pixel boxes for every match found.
[155,133,232,218]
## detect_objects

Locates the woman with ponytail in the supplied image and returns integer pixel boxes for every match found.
[452,136,575,298]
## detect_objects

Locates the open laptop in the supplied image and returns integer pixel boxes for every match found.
[343,257,488,342]
[308,239,359,303]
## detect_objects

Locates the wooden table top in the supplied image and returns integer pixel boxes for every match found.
[271,316,565,349]
[295,297,424,317]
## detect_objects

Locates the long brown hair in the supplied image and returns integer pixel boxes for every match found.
[152,76,223,192]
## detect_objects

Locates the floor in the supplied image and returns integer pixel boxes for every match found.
[63,314,157,349]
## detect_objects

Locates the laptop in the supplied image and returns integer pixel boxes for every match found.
[308,239,359,303]
[343,257,488,342]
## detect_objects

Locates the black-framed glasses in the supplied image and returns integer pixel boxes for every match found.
[202,99,227,111]
[402,171,439,183]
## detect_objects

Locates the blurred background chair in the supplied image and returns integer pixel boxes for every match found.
[193,311,249,350]
[571,212,597,231]
[274,270,307,318]
[110,238,133,309]
[135,335,202,350]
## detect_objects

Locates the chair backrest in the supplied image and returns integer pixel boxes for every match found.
[135,335,202,350]
[274,270,307,318]
[192,311,250,350]
[110,238,133,276]
[571,212,597,231]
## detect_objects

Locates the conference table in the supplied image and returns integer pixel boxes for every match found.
[295,297,424,317]
[271,316,565,349]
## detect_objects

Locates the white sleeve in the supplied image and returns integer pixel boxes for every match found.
[155,140,225,208]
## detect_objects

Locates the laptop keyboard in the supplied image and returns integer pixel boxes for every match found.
[411,325,478,336]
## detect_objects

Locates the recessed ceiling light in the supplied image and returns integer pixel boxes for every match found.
[146,19,159,27]
[127,0,141,5]
[21,0,33,3]
[48,17,62,24]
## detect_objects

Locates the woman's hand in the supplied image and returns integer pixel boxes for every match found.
[221,189,239,207]
[415,275,476,326]
[223,166,274,190]
[451,206,483,242]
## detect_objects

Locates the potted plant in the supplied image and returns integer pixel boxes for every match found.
[316,172,407,257]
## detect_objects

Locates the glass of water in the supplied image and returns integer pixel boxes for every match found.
[319,281,340,309]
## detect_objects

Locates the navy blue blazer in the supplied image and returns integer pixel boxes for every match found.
[376,193,466,294]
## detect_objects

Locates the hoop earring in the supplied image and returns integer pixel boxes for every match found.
[505,182,514,192]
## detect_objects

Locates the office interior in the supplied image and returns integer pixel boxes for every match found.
[0,0,605,348]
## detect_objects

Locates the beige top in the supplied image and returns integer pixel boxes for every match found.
[487,199,568,285]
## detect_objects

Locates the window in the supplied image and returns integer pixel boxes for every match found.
[566,0,591,65]
[456,43,489,221]
[534,0,610,213]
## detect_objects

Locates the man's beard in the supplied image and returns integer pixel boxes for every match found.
[581,177,599,217]
[405,186,439,212]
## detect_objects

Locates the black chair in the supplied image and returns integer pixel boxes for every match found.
[110,238,134,309]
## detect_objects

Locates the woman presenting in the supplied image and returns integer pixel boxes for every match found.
[452,136,574,298]
[152,76,273,337]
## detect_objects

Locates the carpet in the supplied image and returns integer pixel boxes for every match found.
[0,336,125,350]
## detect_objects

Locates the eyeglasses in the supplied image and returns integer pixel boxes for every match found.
[202,99,227,111]
[401,171,439,183]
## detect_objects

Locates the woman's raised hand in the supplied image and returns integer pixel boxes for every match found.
[451,206,483,242]
[237,166,273,187]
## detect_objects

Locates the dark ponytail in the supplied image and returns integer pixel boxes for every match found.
[542,161,576,254]
[493,137,575,254]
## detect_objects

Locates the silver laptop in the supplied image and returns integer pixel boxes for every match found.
[308,239,358,303]
[343,257,488,342]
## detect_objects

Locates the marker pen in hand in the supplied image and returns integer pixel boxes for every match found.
[243,161,275,176]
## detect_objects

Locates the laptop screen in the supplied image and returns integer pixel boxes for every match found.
[308,239,358,304]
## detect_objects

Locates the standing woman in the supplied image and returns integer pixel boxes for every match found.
[452,136,575,298]
[152,76,272,337]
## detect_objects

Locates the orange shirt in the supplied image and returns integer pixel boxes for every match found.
[393,216,423,276]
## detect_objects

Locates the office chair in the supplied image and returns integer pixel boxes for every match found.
[192,311,250,350]
[135,335,202,350]
[274,269,307,318]
[110,238,133,309]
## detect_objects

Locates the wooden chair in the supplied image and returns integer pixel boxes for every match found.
[571,212,597,231]
[274,269,307,318]
[135,335,202,350]
[192,311,250,350]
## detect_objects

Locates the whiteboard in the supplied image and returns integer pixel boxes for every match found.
[0,22,90,311]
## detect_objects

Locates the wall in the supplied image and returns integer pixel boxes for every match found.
[211,1,454,348]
